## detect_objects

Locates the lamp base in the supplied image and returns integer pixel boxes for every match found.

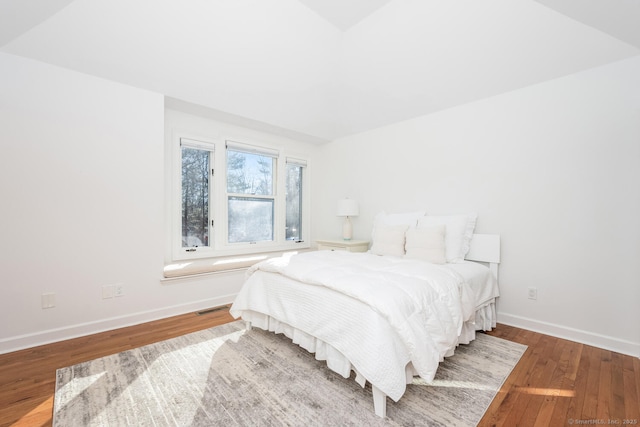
[342,216,353,240]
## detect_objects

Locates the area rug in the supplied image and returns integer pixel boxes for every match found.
[54,321,526,426]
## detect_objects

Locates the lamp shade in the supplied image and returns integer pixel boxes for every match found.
[337,198,359,217]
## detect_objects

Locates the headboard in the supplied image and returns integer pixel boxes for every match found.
[465,234,500,282]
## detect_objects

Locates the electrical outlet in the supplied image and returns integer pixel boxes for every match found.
[42,293,56,309]
[102,285,115,299]
[114,284,124,297]
[103,284,124,299]
[528,287,537,300]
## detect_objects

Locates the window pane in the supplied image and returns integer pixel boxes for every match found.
[228,197,274,243]
[285,164,303,241]
[226,150,274,196]
[181,147,209,248]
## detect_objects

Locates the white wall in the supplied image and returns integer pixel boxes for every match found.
[2,50,638,357]
[314,56,640,357]
[0,54,240,353]
[0,53,320,353]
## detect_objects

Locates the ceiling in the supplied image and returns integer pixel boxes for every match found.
[297,0,393,31]
[1,0,639,144]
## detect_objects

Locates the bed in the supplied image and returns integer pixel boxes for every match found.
[230,212,500,418]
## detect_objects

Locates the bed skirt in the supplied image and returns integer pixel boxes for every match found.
[239,298,498,396]
[459,300,497,344]
[241,310,369,386]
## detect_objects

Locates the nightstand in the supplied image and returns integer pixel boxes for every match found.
[316,239,369,253]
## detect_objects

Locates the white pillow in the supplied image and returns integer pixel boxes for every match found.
[418,213,477,263]
[371,211,426,246]
[373,211,426,227]
[370,224,408,257]
[404,225,446,264]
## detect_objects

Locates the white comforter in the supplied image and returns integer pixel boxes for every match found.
[231,251,476,401]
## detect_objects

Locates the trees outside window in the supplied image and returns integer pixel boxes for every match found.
[285,162,303,241]
[174,137,307,259]
[181,145,212,249]
[226,149,275,244]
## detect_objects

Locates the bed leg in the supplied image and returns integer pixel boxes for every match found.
[245,321,252,331]
[372,385,387,418]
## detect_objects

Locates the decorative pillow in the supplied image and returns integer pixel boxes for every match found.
[418,213,477,263]
[404,225,446,264]
[370,224,409,257]
[371,211,426,248]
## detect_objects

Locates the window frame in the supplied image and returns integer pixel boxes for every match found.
[170,134,310,261]
[284,157,307,242]
[225,141,277,245]
[173,137,216,259]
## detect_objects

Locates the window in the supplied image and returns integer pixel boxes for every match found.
[172,136,308,260]
[285,158,306,241]
[180,139,214,251]
[226,143,276,244]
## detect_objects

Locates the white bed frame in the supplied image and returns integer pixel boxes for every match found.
[248,233,501,418]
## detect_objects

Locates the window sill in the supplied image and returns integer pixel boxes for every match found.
[162,249,311,281]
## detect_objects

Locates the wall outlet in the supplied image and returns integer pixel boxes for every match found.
[528,287,538,300]
[103,283,124,299]
[114,284,124,297]
[42,293,56,309]
[102,284,115,299]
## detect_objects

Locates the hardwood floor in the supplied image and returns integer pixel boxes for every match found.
[480,325,640,427]
[1,307,638,427]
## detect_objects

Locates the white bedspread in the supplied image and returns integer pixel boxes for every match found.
[444,261,499,310]
[231,251,476,401]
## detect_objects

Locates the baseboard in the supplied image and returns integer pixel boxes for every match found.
[498,312,640,358]
[5,304,638,358]
[0,295,236,355]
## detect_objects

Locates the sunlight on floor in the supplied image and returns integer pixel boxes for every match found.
[412,378,495,391]
[15,396,53,427]
[410,379,575,398]
[53,328,249,426]
[513,386,575,397]
[56,371,106,408]
[117,328,248,424]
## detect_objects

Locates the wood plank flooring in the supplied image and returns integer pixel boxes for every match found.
[480,324,640,427]
[0,307,638,427]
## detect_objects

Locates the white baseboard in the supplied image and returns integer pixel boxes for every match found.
[498,312,640,358]
[0,295,237,355]
[5,303,638,358]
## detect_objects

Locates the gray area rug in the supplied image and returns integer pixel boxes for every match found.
[54,321,526,426]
